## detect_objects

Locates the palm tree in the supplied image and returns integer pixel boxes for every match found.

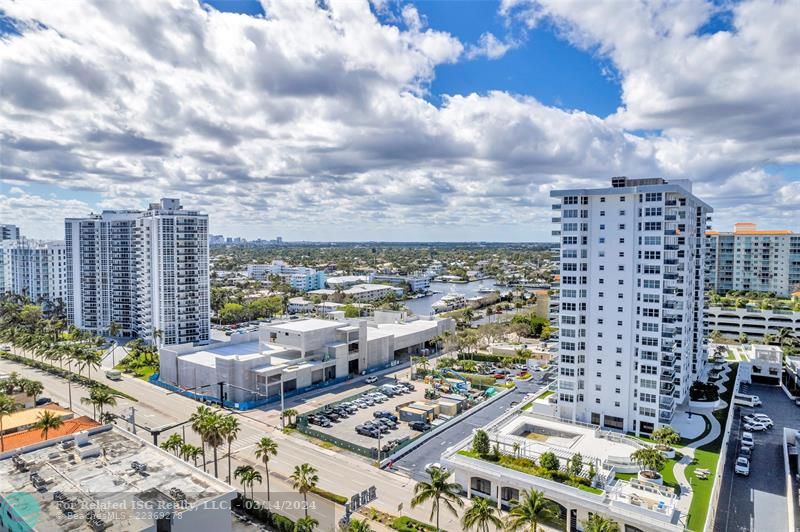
[629,447,666,478]
[108,321,121,338]
[220,415,241,483]
[234,465,262,500]
[582,513,620,532]
[35,410,63,440]
[505,489,557,532]
[282,408,298,428]
[410,466,464,531]
[181,443,203,467]
[81,387,118,420]
[290,463,319,518]
[294,515,319,532]
[0,394,19,452]
[254,437,278,501]
[461,496,502,532]
[203,413,225,479]
[151,328,164,348]
[190,405,214,472]
[160,433,184,457]
[347,519,374,532]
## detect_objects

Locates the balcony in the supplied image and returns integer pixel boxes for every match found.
[552,217,561,223]
[660,382,675,394]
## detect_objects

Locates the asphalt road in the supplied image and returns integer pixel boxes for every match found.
[391,377,545,481]
[714,384,799,532]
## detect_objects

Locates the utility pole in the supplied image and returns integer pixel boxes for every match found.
[280,375,285,428]
[129,406,136,435]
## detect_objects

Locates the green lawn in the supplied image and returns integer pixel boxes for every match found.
[685,448,719,531]
[539,390,554,400]
[614,454,682,495]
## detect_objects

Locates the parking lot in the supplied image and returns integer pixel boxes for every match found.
[305,377,431,449]
[714,383,800,532]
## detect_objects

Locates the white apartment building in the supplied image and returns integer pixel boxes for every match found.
[551,177,712,434]
[309,283,404,303]
[706,223,800,296]
[0,224,20,240]
[245,260,326,291]
[65,199,209,346]
[0,238,67,304]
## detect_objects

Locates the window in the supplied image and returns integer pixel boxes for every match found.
[615,388,621,393]
[600,197,606,202]
[620,197,626,202]
[619,224,626,230]
[617,321,623,326]
[616,334,623,340]
[645,192,662,202]
[616,347,622,353]
[615,402,621,407]
[644,236,661,245]
[599,237,605,244]
[619,210,626,215]
[644,251,661,260]
[618,279,624,285]
[600,210,605,216]
[643,265,660,274]
[619,251,625,257]
[618,265,625,271]
[599,265,605,271]
[600,224,605,230]
[643,279,660,289]
[644,222,662,231]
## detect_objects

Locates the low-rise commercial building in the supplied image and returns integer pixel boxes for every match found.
[442,412,684,532]
[159,312,455,404]
[245,260,326,291]
[748,344,782,383]
[0,425,236,532]
[705,305,800,340]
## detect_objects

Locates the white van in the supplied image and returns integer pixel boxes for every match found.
[105,369,122,381]
[733,393,762,407]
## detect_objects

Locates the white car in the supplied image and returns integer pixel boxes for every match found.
[365,376,378,384]
[425,463,446,473]
[743,421,768,432]
[734,457,750,476]
[741,432,755,449]
[743,415,773,428]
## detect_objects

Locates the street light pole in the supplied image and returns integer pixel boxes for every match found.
[280,375,285,428]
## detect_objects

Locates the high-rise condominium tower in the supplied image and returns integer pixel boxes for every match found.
[0,238,67,304]
[65,199,209,346]
[550,177,712,435]
[706,223,800,296]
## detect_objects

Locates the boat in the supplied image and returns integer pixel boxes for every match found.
[432,291,467,313]
[477,284,497,294]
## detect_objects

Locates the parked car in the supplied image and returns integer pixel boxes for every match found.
[741,432,755,449]
[743,421,768,432]
[410,421,431,432]
[380,387,396,397]
[308,415,332,428]
[354,400,368,408]
[364,421,389,433]
[355,425,380,438]
[398,381,415,391]
[734,457,750,476]
[743,415,772,428]
[738,446,752,459]
[361,396,375,406]
[376,418,397,429]
[365,376,378,384]
[425,463,446,473]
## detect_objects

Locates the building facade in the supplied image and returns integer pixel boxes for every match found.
[550,177,712,434]
[706,223,800,296]
[65,199,209,346]
[705,305,800,340]
[0,238,67,304]
[0,224,20,241]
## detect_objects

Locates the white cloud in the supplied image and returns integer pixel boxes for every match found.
[0,0,797,241]
[466,32,519,60]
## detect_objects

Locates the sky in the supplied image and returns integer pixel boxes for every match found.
[0,0,798,242]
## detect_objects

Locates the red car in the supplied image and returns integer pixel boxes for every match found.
[493,373,506,379]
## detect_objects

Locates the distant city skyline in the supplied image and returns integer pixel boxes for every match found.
[1,0,798,242]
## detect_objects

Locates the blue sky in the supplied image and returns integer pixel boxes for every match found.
[1,0,798,241]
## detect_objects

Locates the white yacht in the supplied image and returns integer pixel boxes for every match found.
[432,291,467,313]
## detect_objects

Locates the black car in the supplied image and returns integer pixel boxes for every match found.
[398,381,415,391]
[373,411,398,422]
[35,397,52,406]
[323,410,341,421]
[738,446,752,459]
[364,421,389,433]
[308,415,332,428]
[376,418,397,429]
[409,421,431,431]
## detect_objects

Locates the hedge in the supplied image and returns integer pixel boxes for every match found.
[310,486,347,505]
[0,351,137,401]
[457,353,528,364]
[390,516,436,531]
[236,495,296,532]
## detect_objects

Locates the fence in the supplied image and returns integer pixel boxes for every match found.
[297,418,379,459]
[703,362,739,532]
[149,373,349,411]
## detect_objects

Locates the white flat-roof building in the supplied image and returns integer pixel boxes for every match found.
[551,177,712,434]
[748,344,782,383]
[325,275,374,289]
[442,411,684,532]
[0,425,236,532]
[158,312,455,404]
